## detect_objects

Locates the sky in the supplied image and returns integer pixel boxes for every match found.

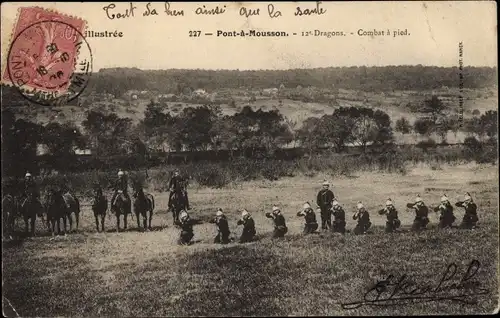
[1,1,497,71]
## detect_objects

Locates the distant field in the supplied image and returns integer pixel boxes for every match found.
[3,163,498,316]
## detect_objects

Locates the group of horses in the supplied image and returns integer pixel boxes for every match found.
[2,190,80,237]
[1,185,187,238]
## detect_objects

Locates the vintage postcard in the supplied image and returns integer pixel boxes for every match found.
[1,1,498,316]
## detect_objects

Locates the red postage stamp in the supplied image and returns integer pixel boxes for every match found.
[2,7,91,105]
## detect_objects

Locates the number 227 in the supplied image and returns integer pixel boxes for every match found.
[189,30,201,37]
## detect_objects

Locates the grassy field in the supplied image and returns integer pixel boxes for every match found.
[2,163,499,316]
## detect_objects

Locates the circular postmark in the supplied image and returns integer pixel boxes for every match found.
[6,20,93,106]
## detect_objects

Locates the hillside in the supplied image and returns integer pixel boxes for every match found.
[2,66,497,148]
[3,85,497,144]
[91,66,497,93]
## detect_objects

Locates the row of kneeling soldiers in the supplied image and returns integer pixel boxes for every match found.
[175,192,480,245]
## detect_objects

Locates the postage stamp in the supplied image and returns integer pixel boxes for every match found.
[2,7,92,106]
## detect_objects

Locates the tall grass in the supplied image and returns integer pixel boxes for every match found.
[3,146,497,199]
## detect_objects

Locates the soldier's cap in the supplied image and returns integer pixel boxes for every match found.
[415,195,423,203]
[357,202,364,209]
[303,202,311,209]
[272,205,280,213]
[322,180,330,186]
[440,195,449,203]
[332,200,339,207]
[216,209,223,216]
[118,170,124,176]
[386,199,393,206]
[241,209,249,217]
[464,192,472,201]
[180,211,188,219]
[25,172,32,177]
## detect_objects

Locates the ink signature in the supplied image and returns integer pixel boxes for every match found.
[341,260,490,309]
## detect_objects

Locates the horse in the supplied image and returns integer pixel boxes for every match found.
[2,194,17,239]
[62,192,81,232]
[91,188,108,232]
[132,187,155,231]
[19,192,44,236]
[111,190,131,232]
[169,190,187,227]
[44,189,70,236]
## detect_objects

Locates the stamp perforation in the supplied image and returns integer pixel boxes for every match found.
[1,6,88,89]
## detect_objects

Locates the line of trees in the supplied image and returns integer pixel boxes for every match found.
[88,66,497,98]
[1,97,498,177]
[393,95,498,143]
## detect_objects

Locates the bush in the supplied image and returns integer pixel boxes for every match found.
[474,137,497,164]
[416,139,437,152]
[192,164,229,188]
[414,118,434,135]
[462,136,482,160]
[261,160,296,181]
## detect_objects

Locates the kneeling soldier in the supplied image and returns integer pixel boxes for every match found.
[434,195,455,229]
[210,208,231,244]
[331,200,346,234]
[266,205,288,238]
[353,202,371,235]
[297,202,319,234]
[456,192,479,229]
[178,210,195,245]
[407,195,430,232]
[378,198,400,233]
[237,210,256,243]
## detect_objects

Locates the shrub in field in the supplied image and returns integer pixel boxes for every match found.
[395,117,412,134]
[462,136,482,161]
[192,164,229,188]
[148,168,174,192]
[416,138,437,153]
[474,138,498,164]
[227,159,260,182]
[260,160,296,180]
[413,118,434,135]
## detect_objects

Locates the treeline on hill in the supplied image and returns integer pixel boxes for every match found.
[1,95,498,190]
[88,66,496,97]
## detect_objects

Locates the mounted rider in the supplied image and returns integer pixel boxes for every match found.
[168,169,190,211]
[21,172,41,208]
[111,169,131,214]
[23,172,39,199]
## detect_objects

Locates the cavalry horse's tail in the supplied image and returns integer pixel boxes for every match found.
[147,193,155,212]
[75,196,81,214]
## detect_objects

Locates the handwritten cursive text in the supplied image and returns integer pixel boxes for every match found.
[341,260,490,309]
[295,1,327,16]
[195,5,226,15]
[103,3,137,20]
[164,2,184,16]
